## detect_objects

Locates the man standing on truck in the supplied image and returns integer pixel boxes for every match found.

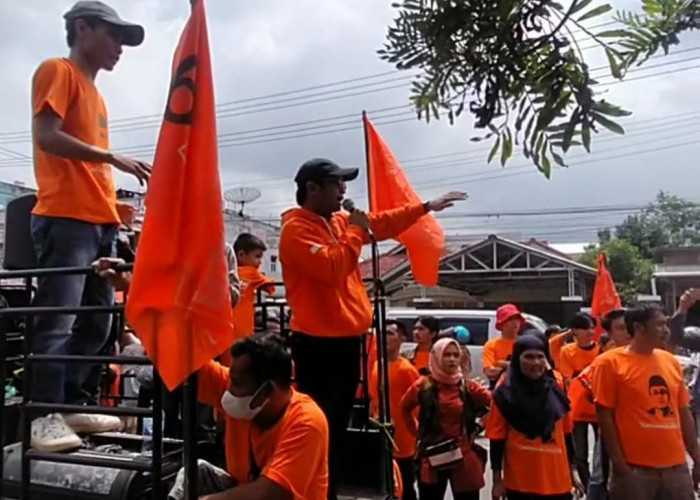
[279,158,466,500]
[29,1,150,452]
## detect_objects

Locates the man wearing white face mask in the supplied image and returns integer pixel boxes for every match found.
[168,333,329,500]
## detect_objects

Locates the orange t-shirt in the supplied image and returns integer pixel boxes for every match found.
[549,332,569,370]
[232,266,276,340]
[369,356,421,459]
[413,350,430,373]
[482,337,515,372]
[569,367,596,423]
[31,58,119,224]
[198,361,329,499]
[558,343,599,380]
[592,348,690,468]
[487,379,573,496]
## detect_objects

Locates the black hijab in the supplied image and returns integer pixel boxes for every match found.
[493,333,569,442]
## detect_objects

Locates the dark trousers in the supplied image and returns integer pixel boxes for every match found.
[573,421,598,488]
[30,215,117,405]
[418,471,479,500]
[506,491,573,500]
[291,333,361,500]
[396,457,417,500]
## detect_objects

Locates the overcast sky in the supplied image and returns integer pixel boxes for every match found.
[0,0,698,244]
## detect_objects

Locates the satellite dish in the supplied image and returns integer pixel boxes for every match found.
[223,187,261,216]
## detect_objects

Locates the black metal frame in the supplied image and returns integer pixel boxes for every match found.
[0,265,175,500]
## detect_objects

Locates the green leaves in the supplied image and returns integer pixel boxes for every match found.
[578,3,612,22]
[379,0,695,177]
[605,48,623,79]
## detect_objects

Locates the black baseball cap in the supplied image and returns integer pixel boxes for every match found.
[294,158,359,185]
[64,1,145,47]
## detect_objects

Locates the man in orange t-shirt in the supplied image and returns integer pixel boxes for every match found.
[29,1,151,453]
[279,158,465,500]
[368,320,420,500]
[169,333,329,500]
[558,313,600,488]
[593,304,699,500]
[482,303,524,389]
[559,313,599,385]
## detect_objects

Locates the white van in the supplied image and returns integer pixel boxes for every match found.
[386,308,549,379]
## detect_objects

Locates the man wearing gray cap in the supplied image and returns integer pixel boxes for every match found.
[29,1,149,452]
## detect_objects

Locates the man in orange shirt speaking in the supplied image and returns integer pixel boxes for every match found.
[279,158,465,500]
[29,1,150,452]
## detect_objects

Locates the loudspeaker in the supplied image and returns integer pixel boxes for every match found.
[3,194,38,270]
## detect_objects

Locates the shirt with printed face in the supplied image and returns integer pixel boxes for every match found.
[592,348,690,468]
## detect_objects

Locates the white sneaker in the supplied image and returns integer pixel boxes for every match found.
[31,414,82,452]
[63,413,123,434]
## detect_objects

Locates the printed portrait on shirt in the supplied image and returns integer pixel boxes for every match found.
[647,375,674,418]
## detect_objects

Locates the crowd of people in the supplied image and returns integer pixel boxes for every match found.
[20,1,700,500]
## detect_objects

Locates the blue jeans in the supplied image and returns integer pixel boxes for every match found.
[587,435,608,500]
[30,215,117,405]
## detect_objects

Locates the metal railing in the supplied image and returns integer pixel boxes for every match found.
[0,265,177,500]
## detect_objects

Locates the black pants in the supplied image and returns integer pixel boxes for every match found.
[506,491,573,500]
[396,457,417,500]
[291,333,361,500]
[418,473,479,500]
[573,421,598,488]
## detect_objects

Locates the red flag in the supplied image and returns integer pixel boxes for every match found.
[126,0,233,390]
[364,114,445,286]
[590,253,622,340]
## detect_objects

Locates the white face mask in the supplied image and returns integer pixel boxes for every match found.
[220,383,270,420]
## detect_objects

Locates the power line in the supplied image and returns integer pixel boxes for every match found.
[220,114,700,201]
[250,135,700,212]
[0,34,689,143]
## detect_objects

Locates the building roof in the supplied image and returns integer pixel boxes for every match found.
[362,236,593,280]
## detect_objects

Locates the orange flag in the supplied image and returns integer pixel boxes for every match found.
[590,253,622,340]
[126,0,233,391]
[364,114,445,286]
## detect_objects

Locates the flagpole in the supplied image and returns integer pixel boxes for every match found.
[362,110,372,211]
[362,111,394,497]
[183,8,198,500]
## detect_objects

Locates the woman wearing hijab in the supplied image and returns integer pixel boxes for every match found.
[401,338,491,500]
[487,334,581,500]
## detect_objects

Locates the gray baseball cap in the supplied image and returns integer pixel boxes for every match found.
[64,1,145,47]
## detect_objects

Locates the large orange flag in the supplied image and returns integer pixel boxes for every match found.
[126,0,233,390]
[364,114,445,286]
[590,253,622,341]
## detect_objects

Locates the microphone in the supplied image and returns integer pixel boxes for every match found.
[342,198,374,239]
[341,198,356,213]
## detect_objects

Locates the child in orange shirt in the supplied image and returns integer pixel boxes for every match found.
[220,234,275,367]
[232,233,276,337]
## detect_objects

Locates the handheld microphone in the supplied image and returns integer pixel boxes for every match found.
[342,198,374,239]
[341,198,356,213]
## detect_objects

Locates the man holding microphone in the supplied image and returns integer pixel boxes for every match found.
[279,158,465,500]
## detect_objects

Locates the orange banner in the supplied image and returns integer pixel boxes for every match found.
[364,114,445,286]
[126,0,234,390]
[590,253,622,340]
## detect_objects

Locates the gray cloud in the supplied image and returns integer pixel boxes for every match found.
[0,0,698,242]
